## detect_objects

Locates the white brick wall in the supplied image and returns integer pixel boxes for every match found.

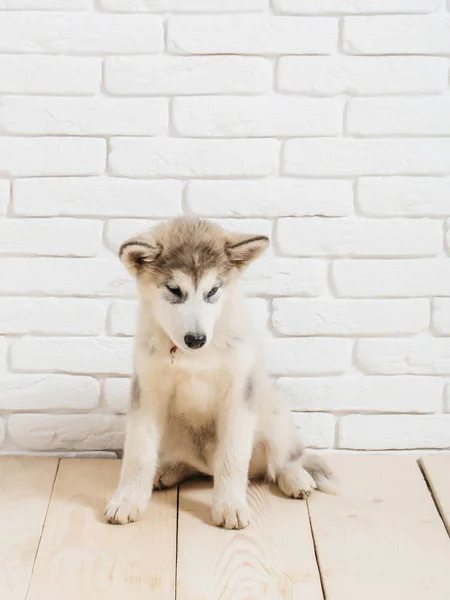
[104,56,271,95]
[1,2,449,455]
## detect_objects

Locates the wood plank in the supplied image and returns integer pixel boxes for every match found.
[421,454,450,535]
[177,480,323,600]
[26,459,177,600]
[0,456,58,600]
[308,455,450,600]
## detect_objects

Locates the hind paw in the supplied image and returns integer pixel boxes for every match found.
[278,467,317,500]
[153,471,179,490]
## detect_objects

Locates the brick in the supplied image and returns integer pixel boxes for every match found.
[244,259,326,296]
[0,338,6,373]
[174,97,341,137]
[168,16,337,55]
[212,218,271,237]
[357,339,450,375]
[109,300,137,336]
[278,218,441,257]
[339,415,450,450]
[348,97,450,136]
[284,139,450,177]
[433,299,450,335]
[186,179,352,217]
[0,418,4,447]
[12,337,133,375]
[0,180,9,215]
[0,97,168,136]
[0,0,87,7]
[278,56,447,95]
[105,56,270,95]
[274,0,439,13]
[0,13,163,54]
[105,378,131,414]
[0,298,106,335]
[101,0,268,12]
[0,218,102,257]
[343,15,450,55]
[106,219,160,252]
[292,413,334,449]
[14,177,182,218]
[52,452,118,458]
[8,414,125,451]
[0,56,101,94]
[0,258,134,297]
[444,220,450,254]
[0,375,99,411]
[279,376,442,413]
[0,137,105,177]
[266,338,351,375]
[358,177,450,217]
[445,385,450,413]
[273,299,429,336]
[333,259,450,298]
[109,138,278,177]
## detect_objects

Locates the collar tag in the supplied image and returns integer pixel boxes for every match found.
[170,345,178,364]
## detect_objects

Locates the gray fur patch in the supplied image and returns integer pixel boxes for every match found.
[191,423,216,463]
[166,414,216,469]
[244,374,255,408]
[131,375,140,410]
[289,446,304,462]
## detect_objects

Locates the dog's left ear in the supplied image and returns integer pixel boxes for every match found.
[119,233,161,277]
[225,233,269,269]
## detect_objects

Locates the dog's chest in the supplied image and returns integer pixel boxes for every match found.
[171,367,227,428]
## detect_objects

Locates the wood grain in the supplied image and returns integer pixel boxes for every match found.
[26,459,177,600]
[421,454,450,535]
[176,479,323,600]
[0,456,58,600]
[308,454,450,600]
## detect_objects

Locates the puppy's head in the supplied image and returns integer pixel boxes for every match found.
[120,217,269,351]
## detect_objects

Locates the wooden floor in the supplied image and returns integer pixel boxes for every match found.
[1,455,450,600]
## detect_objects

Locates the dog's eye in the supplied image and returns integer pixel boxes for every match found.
[166,285,182,298]
[207,286,219,299]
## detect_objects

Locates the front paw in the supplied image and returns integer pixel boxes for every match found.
[105,494,148,525]
[212,502,250,530]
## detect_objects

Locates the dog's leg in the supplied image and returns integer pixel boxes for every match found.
[105,401,164,525]
[212,398,256,530]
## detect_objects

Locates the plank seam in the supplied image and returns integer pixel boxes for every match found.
[306,498,327,600]
[174,484,180,600]
[417,457,450,538]
[25,458,61,600]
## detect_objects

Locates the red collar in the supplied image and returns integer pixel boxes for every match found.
[170,345,178,364]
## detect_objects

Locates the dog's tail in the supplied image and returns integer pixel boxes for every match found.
[302,453,338,494]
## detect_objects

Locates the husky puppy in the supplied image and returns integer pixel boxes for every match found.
[106,217,334,530]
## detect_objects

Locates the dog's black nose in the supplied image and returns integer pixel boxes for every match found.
[184,333,207,349]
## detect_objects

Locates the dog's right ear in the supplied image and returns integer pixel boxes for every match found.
[119,234,161,277]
